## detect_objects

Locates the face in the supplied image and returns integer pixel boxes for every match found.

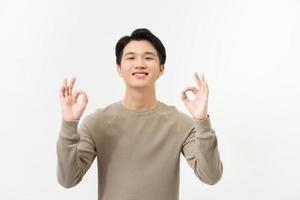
[117,40,164,89]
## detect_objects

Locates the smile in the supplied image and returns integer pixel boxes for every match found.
[132,72,149,75]
[131,72,149,78]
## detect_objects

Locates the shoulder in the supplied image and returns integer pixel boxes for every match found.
[80,101,120,131]
[160,101,193,125]
[160,102,195,141]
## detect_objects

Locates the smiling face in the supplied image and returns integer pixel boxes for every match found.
[117,40,164,89]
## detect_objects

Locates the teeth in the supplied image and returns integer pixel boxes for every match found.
[133,73,148,75]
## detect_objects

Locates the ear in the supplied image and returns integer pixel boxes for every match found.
[159,64,164,77]
[117,65,122,77]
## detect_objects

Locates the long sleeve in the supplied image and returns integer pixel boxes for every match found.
[181,116,223,185]
[56,116,97,188]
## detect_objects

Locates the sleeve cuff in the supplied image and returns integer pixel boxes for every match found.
[59,119,80,140]
[192,115,212,134]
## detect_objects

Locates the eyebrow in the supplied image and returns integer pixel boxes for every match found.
[124,52,156,57]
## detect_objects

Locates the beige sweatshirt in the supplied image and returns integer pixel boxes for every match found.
[56,100,223,200]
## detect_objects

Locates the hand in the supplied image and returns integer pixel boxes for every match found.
[59,76,88,122]
[181,72,209,120]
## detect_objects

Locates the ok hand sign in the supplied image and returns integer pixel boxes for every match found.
[181,72,209,120]
[59,77,89,122]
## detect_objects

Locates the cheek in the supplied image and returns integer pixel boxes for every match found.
[119,63,131,73]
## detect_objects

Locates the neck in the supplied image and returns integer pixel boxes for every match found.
[122,85,158,111]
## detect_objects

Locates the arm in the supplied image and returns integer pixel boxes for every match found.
[181,116,223,185]
[181,72,223,185]
[56,116,96,188]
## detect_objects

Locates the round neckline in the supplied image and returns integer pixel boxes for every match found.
[117,100,164,115]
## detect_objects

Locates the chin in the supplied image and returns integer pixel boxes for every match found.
[126,82,153,89]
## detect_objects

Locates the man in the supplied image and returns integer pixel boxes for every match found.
[56,28,223,200]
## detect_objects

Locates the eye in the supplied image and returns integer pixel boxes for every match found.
[145,57,153,60]
[127,57,134,60]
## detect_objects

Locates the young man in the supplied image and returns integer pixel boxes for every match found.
[56,28,223,200]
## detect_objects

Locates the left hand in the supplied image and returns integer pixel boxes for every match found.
[181,72,209,120]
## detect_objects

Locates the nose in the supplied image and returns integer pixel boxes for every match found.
[134,58,146,69]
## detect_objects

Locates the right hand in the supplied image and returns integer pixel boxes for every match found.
[59,76,88,122]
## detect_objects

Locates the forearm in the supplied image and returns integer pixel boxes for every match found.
[56,120,84,188]
[56,119,97,188]
[193,118,223,185]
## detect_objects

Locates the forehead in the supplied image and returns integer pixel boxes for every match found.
[123,40,157,55]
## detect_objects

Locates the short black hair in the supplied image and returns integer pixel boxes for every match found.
[115,28,166,65]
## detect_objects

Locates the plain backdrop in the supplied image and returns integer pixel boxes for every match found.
[0,0,299,199]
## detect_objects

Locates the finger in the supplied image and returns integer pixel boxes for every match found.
[181,87,199,104]
[72,90,87,103]
[201,73,206,92]
[68,76,76,96]
[59,83,65,99]
[182,86,199,95]
[181,90,189,104]
[194,72,203,89]
[73,90,85,99]
[78,93,89,104]
[82,93,89,103]
[205,79,209,95]
[63,78,69,96]
[60,78,66,98]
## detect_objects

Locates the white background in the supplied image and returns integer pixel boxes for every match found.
[0,0,299,199]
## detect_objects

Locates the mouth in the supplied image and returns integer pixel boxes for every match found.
[131,72,149,78]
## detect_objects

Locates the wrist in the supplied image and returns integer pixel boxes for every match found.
[193,114,209,120]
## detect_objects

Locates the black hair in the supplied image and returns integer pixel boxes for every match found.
[115,28,166,65]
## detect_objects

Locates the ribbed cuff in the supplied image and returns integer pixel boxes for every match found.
[192,116,212,134]
[59,119,80,140]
